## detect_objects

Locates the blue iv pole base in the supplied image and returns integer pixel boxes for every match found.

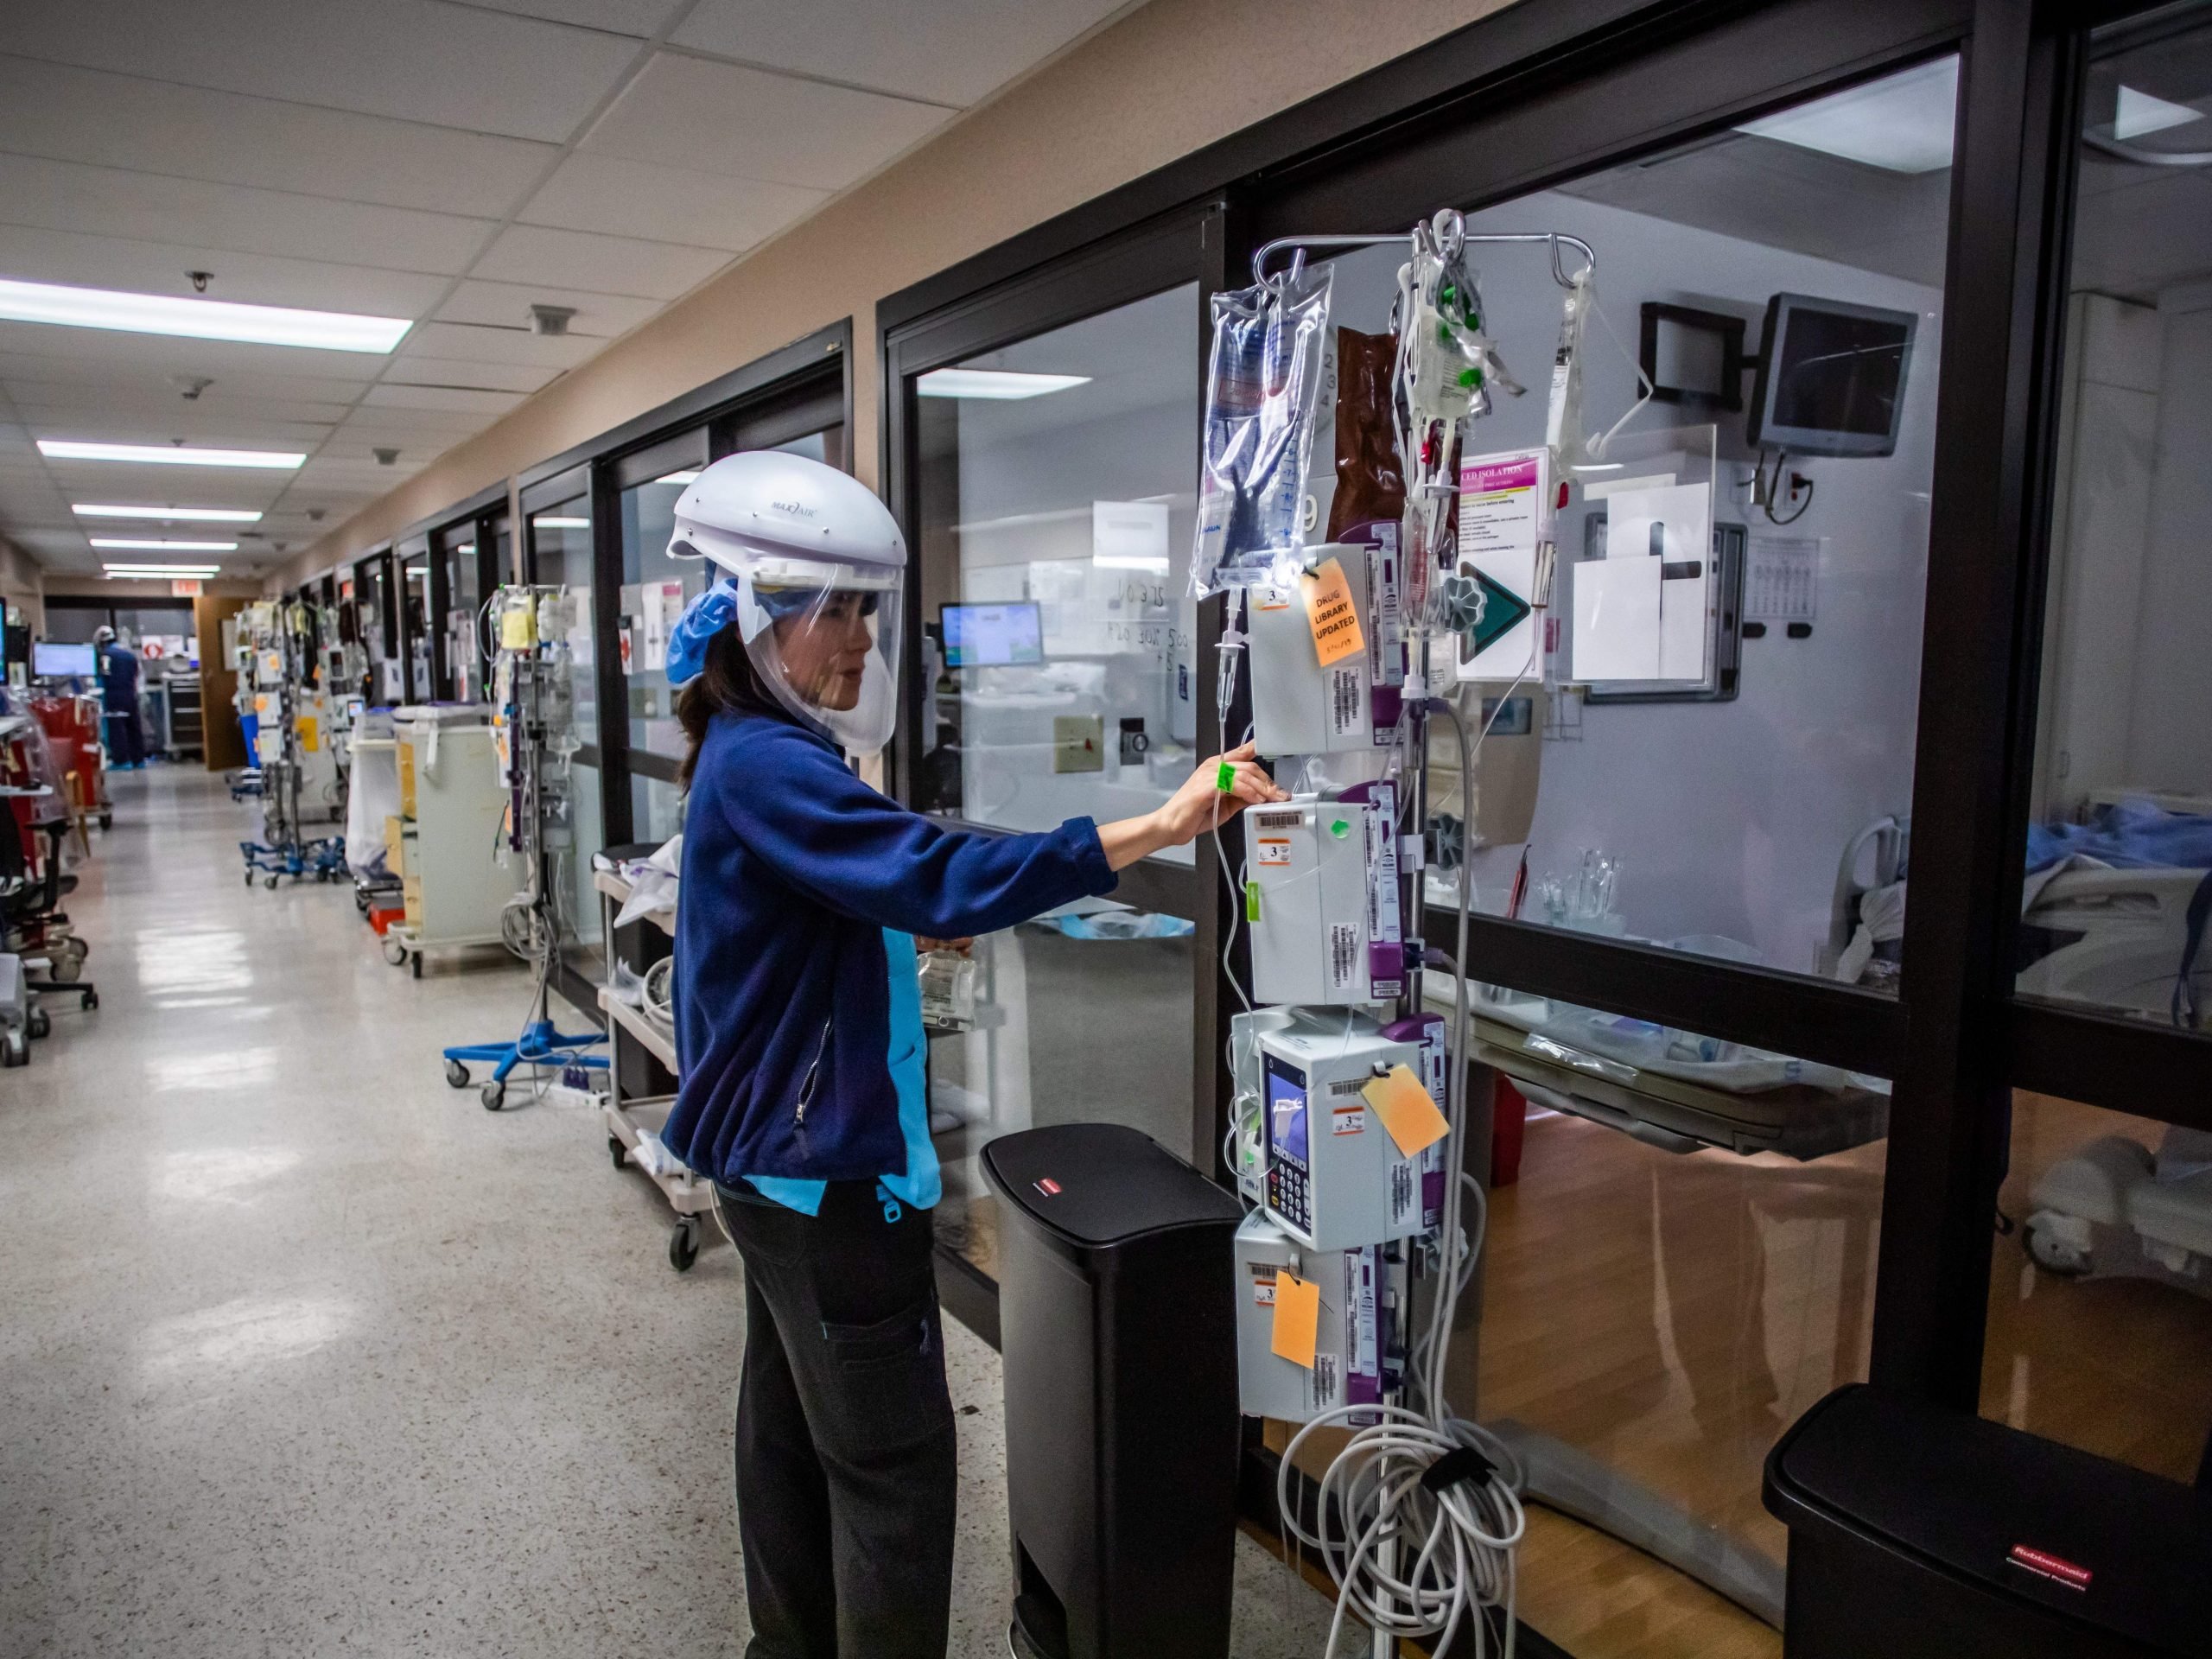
[443,1019,609,1104]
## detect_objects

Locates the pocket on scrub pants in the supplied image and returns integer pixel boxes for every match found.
[814,1294,954,1458]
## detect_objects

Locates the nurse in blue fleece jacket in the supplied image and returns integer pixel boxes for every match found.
[656,452,1283,1659]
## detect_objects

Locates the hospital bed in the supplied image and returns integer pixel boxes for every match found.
[1449,984,1891,1162]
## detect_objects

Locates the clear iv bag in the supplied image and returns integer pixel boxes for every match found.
[1192,264,1333,598]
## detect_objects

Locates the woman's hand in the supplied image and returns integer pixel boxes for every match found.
[915,937,974,956]
[1096,742,1289,871]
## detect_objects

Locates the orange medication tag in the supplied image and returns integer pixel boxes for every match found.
[1271,1271,1321,1369]
[1301,556,1366,667]
[1362,1063,1450,1157]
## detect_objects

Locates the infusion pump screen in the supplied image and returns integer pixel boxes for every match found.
[1267,1056,1310,1167]
[942,601,1044,668]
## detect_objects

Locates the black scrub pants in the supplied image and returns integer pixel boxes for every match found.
[716,1179,957,1659]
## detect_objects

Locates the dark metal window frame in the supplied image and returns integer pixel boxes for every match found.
[876,0,2212,1440]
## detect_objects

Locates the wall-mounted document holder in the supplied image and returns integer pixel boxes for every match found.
[1561,423,1743,703]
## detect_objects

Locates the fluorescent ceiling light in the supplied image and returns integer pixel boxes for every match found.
[40,440,304,468]
[74,503,263,523]
[655,470,700,486]
[0,276,409,353]
[1735,57,1958,173]
[91,537,237,551]
[531,515,589,529]
[917,368,1090,400]
[104,565,221,578]
[2114,85,2203,141]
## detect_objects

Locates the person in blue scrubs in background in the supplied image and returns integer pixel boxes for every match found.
[92,626,144,768]
[658,452,1283,1659]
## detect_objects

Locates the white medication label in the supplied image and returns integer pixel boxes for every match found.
[1256,836,1292,867]
[1332,1104,1365,1136]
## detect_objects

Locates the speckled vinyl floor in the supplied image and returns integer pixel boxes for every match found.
[0,767,1344,1659]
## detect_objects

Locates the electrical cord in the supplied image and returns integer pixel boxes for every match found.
[1757,447,1814,525]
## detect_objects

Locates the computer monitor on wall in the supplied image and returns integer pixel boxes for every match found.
[1748,293,1917,458]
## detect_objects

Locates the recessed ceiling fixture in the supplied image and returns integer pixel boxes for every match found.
[1734,57,1958,174]
[0,276,410,353]
[38,440,304,469]
[531,516,589,530]
[90,537,238,551]
[104,565,222,579]
[74,504,263,523]
[917,369,1091,400]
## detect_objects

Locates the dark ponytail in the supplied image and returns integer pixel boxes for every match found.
[677,623,787,787]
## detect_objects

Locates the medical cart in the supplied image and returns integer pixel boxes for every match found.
[594,863,715,1271]
[380,709,522,977]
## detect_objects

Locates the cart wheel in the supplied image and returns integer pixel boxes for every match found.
[382,937,405,966]
[3,1031,23,1068]
[244,869,254,887]
[609,1135,627,1171]
[27,1007,49,1040]
[81,990,98,1012]
[444,1058,470,1090]
[2024,1217,2092,1278]
[264,874,280,890]
[99,813,111,831]
[669,1218,699,1273]
[48,949,82,984]
[410,952,423,980]
[480,1080,505,1111]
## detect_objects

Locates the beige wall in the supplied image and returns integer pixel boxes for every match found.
[273,0,1516,592]
[1,534,43,632]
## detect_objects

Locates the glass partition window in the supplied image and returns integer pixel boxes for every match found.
[912,283,1204,868]
[527,497,602,971]
[401,549,432,702]
[2024,3,2212,1033]
[1307,57,1957,994]
[619,459,706,763]
[1981,1090,2212,1478]
[435,524,484,703]
[527,499,597,749]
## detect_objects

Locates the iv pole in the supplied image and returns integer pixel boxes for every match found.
[1244,216,1592,1659]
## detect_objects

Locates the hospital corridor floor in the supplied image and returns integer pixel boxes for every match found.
[0,767,1340,1659]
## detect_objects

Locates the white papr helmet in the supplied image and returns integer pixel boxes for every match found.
[666,451,906,756]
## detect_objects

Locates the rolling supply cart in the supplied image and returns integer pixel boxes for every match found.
[382,704,523,976]
[594,851,715,1271]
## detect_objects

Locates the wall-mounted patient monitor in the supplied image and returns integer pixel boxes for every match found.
[1748,293,1917,458]
[941,601,1044,668]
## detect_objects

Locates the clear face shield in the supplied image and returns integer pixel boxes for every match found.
[735,560,903,757]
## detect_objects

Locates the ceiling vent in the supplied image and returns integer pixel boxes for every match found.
[373,447,400,467]
[529,303,577,337]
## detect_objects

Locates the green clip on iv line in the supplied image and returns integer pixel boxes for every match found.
[1217,760,1236,791]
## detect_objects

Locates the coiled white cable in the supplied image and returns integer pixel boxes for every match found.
[1277,681,1527,1657]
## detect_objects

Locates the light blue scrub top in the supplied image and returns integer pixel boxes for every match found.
[742,928,942,1216]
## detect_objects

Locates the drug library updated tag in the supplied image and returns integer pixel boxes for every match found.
[1270,1271,1321,1370]
[1362,1064,1450,1157]
[1301,556,1365,667]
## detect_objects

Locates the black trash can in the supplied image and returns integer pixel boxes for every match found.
[1764,1383,2212,1658]
[982,1122,1245,1659]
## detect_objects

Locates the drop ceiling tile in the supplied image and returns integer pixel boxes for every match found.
[3,0,643,145]
[0,358,378,408]
[583,52,946,191]
[398,321,601,368]
[10,389,354,427]
[461,0,690,35]
[0,225,453,320]
[383,356,562,394]
[434,279,659,338]
[0,154,494,277]
[468,223,728,301]
[0,56,556,219]
[518,150,825,251]
[360,384,524,416]
[17,412,337,448]
[673,0,1127,107]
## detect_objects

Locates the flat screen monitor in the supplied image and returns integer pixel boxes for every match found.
[1748,293,1917,457]
[32,640,98,678]
[942,601,1044,668]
